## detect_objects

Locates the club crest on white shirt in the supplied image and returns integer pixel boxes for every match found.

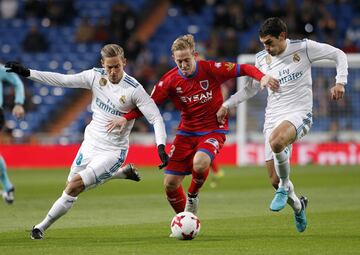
[99,78,107,86]
[293,53,301,62]
[200,80,209,90]
[119,95,126,104]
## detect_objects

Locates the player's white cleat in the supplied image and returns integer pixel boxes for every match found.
[122,164,141,182]
[2,186,15,205]
[185,195,199,215]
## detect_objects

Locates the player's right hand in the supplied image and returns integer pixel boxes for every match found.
[157,144,169,169]
[12,104,25,119]
[5,62,30,77]
[216,105,228,125]
[106,117,127,133]
[260,75,279,92]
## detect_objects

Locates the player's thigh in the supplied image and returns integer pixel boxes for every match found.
[67,143,94,182]
[165,135,196,176]
[80,149,127,189]
[269,111,313,150]
[196,133,226,164]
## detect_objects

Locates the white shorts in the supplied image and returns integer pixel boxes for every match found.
[264,111,312,161]
[67,141,128,189]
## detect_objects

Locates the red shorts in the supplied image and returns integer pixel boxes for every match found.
[164,132,226,176]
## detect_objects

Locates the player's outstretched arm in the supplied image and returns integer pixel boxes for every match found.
[5,62,30,77]
[260,74,279,91]
[239,64,279,92]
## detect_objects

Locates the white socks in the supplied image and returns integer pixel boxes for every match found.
[286,180,302,213]
[273,147,291,189]
[35,191,77,232]
[273,147,301,213]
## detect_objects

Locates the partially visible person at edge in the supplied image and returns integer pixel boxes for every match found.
[217,17,348,233]
[0,63,25,204]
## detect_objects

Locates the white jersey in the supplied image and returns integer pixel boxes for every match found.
[224,38,348,126]
[29,68,166,150]
[255,38,348,122]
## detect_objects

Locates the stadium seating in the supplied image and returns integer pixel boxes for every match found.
[1,0,359,143]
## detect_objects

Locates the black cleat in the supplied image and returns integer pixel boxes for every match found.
[2,186,15,205]
[30,226,44,240]
[123,164,141,182]
[300,196,308,209]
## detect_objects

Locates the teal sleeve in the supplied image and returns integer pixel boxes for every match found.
[4,72,25,105]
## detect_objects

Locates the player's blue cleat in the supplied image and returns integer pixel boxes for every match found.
[270,186,288,211]
[295,196,308,232]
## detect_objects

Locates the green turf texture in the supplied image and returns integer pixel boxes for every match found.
[0,165,359,255]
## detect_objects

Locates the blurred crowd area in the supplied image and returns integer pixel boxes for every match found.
[0,0,359,144]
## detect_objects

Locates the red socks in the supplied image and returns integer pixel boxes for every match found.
[166,185,186,213]
[188,168,210,195]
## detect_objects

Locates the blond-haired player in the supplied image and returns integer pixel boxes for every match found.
[6,44,168,239]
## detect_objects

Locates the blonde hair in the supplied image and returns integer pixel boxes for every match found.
[101,44,125,59]
[171,34,195,53]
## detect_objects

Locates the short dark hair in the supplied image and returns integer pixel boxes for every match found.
[259,17,287,38]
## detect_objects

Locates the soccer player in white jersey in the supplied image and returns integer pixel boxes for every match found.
[217,17,348,232]
[6,44,169,239]
[0,63,25,204]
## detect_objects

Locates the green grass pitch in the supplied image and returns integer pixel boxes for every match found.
[0,165,359,255]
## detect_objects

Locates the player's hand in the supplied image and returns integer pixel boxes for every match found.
[5,62,30,77]
[157,144,169,169]
[260,75,279,92]
[216,105,228,125]
[106,116,127,133]
[12,104,25,119]
[330,83,345,101]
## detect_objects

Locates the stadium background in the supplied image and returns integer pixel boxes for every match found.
[0,0,359,167]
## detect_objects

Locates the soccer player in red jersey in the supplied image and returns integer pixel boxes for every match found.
[111,34,279,215]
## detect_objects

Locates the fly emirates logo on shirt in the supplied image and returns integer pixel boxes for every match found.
[179,80,213,104]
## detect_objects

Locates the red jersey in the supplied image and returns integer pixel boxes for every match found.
[153,60,240,134]
[124,60,264,135]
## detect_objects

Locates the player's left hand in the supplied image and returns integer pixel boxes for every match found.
[106,117,127,133]
[330,83,345,100]
[216,105,228,125]
[157,144,169,169]
[260,75,279,92]
[12,104,25,119]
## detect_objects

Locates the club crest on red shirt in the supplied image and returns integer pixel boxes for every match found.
[199,80,209,90]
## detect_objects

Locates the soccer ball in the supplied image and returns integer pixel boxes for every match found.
[170,211,201,240]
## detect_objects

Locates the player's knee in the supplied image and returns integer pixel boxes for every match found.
[65,177,85,196]
[193,159,209,173]
[269,135,286,153]
[164,180,180,192]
